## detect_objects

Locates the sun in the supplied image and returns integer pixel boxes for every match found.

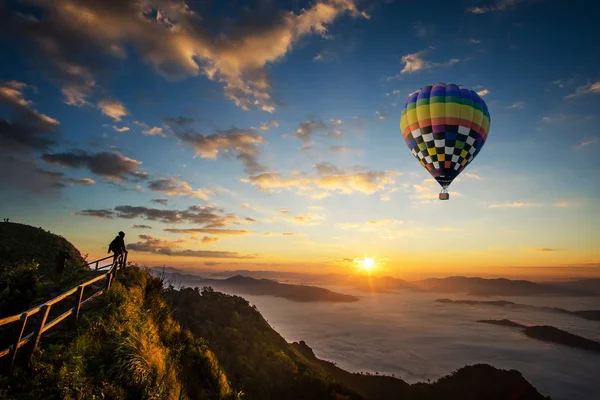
[362,257,375,271]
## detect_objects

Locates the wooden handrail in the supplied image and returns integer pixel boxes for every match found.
[0,251,128,372]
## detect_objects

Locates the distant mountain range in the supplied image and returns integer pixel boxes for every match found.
[151,266,600,299]
[351,275,600,296]
[149,267,359,302]
[437,298,600,321]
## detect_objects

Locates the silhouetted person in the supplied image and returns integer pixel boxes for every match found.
[108,231,127,264]
[55,250,71,277]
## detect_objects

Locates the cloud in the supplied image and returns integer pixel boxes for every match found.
[466,0,529,14]
[112,125,130,132]
[240,203,250,208]
[0,80,59,153]
[164,228,252,236]
[469,38,482,44]
[132,224,152,229]
[295,120,327,145]
[242,163,400,197]
[76,209,115,219]
[41,150,147,181]
[521,247,564,253]
[293,119,347,146]
[565,81,600,99]
[134,121,168,137]
[541,114,567,123]
[409,178,462,204]
[488,202,542,208]
[259,119,280,131]
[575,137,598,149]
[476,89,490,97]
[201,236,219,244]
[506,101,525,109]
[128,234,253,258]
[151,198,169,206]
[8,0,368,112]
[398,47,461,75]
[175,126,267,174]
[148,176,216,200]
[376,111,388,120]
[97,99,128,121]
[463,172,484,180]
[313,50,337,62]
[290,213,325,226]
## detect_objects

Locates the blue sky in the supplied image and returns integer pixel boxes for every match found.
[0,0,599,279]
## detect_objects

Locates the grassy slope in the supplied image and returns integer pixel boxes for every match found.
[1,267,240,400]
[0,222,98,317]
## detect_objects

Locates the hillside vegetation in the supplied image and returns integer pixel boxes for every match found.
[0,222,94,317]
[0,223,550,400]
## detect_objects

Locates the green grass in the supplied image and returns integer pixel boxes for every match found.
[1,266,241,400]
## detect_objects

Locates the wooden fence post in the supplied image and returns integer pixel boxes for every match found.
[95,260,99,271]
[9,313,28,373]
[32,304,51,353]
[73,285,84,326]
[106,271,114,291]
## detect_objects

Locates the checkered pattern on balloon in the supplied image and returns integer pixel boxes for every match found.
[400,83,491,200]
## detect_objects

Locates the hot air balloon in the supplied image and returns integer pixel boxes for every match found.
[400,83,490,200]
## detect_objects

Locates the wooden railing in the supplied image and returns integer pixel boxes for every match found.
[0,251,128,372]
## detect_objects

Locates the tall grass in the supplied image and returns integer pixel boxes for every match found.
[2,266,241,400]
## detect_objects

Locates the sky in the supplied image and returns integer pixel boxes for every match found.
[0,0,599,280]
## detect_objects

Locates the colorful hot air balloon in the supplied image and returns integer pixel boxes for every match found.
[400,83,491,200]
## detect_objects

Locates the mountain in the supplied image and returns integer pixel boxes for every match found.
[475,319,600,354]
[151,268,360,302]
[166,284,548,400]
[437,298,600,321]
[353,275,598,296]
[477,319,527,328]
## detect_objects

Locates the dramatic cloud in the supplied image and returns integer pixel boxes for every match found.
[76,204,253,231]
[242,163,400,198]
[128,234,253,258]
[148,176,215,200]
[97,99,128,121]
[175,127,267,174]
[398,48,460,75]
[0,80,59,153]
[41,150,147,181]
[565,81,600,99]
[132,224,152,229]
[8,0,368,112]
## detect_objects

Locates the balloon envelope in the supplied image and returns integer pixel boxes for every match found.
[400,83,491,189]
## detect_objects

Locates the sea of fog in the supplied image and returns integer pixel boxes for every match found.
[211,284,600,400]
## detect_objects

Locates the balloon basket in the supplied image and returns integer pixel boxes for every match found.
[439,188,449,201]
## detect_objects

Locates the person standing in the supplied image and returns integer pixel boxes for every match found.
[108,231,127,265]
